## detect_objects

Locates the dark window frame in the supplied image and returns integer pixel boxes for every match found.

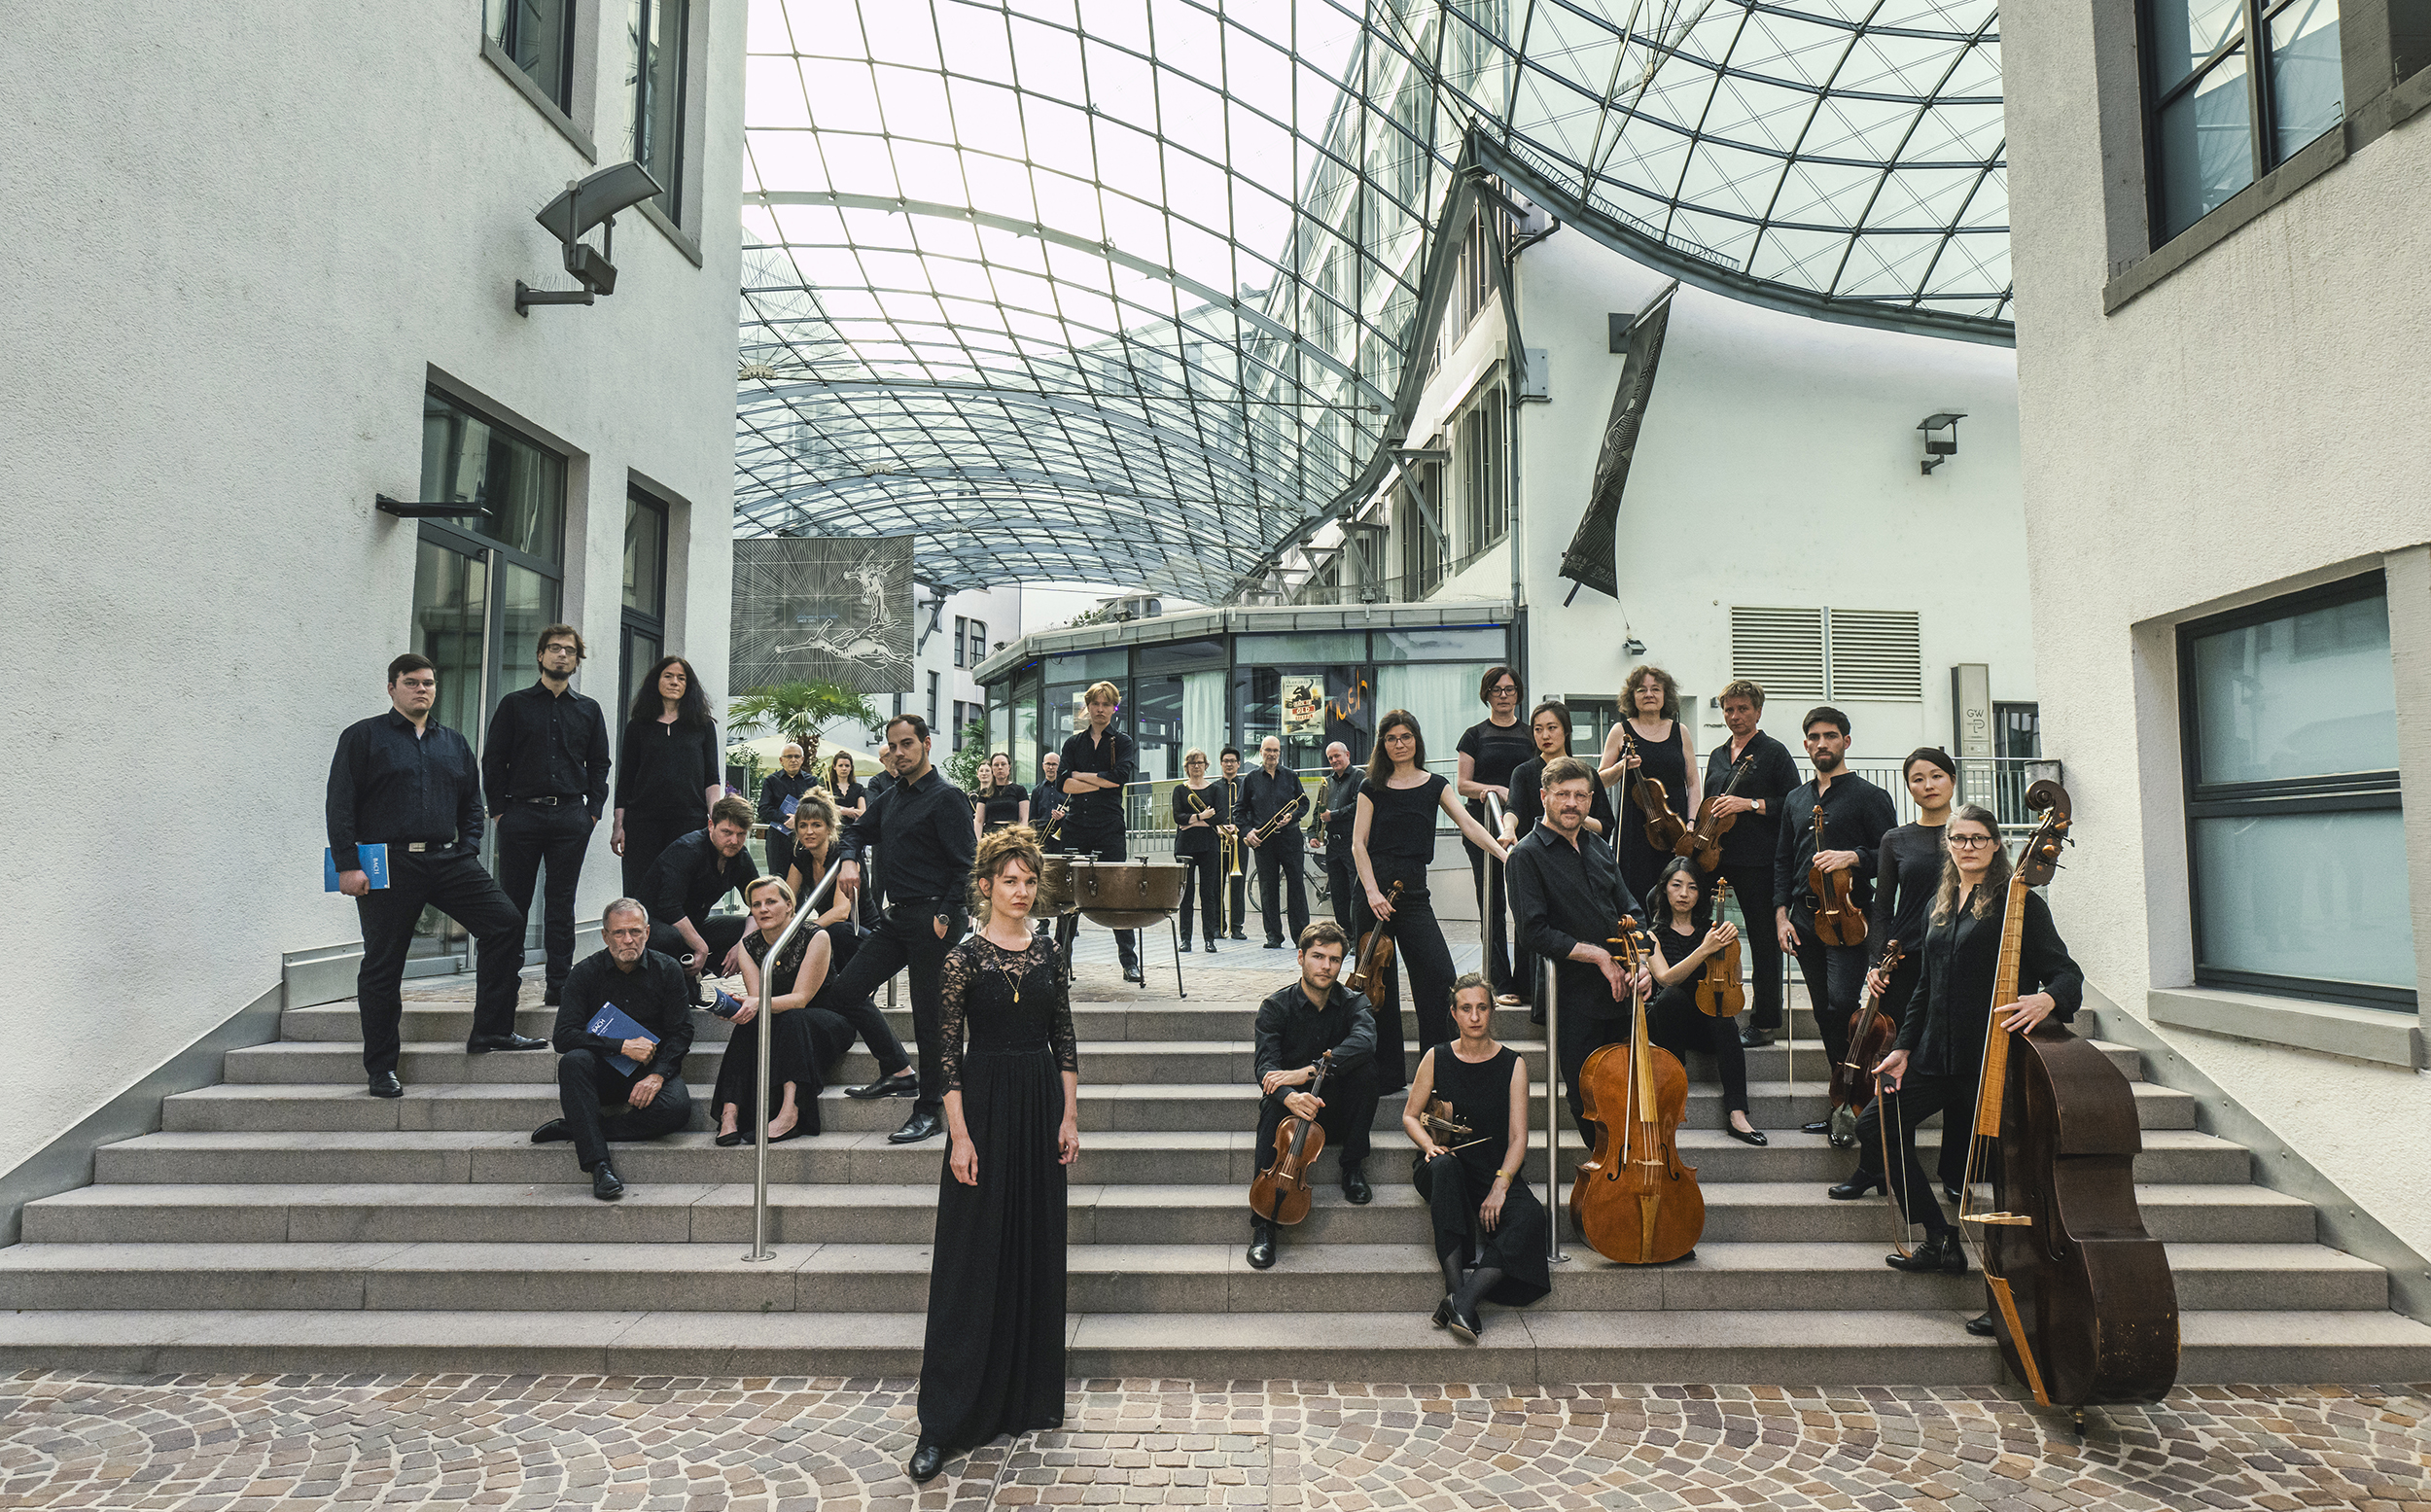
[618,487,671,723]
[2175,568,2413,1008]
[630,0,689,225]
[2138,0,2343,245]
[489,0,580,114]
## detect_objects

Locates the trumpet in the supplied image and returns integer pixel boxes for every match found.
[1250,792,1307,844]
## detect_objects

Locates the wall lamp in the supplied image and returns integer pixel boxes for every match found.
[516,160,665,315]
[1918,412,1965,475]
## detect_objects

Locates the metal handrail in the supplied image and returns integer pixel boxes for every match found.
[1544,953,1568,1263]
[743,854,847,1263]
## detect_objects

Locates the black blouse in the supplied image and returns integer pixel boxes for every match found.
[1360,772,1449,877]
[1458,718,1534,819]
[827,779,868,814]
[614,717,722,815]
[1171,780,1230,857]
[1869,822,1948,964]
[979,783,1030,829]
[936,932,1080,1093]
[1894,886,2084,1078]
[743,923,813,994]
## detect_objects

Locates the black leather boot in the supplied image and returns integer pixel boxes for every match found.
[1431,1249,1463,1329]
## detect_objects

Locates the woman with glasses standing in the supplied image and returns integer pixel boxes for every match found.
[611,655,722,897]
[1356,709,1513,1095]
[1600,664,1699,906]
[1457,667,1534,1006]
[1171,749,1229,952]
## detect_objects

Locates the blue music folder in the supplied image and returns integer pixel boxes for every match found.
[585,1002,659,1075]
[324,844,390,892]
[779,794,799,818]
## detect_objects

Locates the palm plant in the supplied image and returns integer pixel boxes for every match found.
[728,680,881,754]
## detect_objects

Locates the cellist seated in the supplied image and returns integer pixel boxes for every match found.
[1246,921,1380,1271]
[1405,974,1550,1343]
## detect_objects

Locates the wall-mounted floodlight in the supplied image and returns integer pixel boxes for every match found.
[1623,636,1646,657]
[516,160,664,315]
[1918,412,1965,475]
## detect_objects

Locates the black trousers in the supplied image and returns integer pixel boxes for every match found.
[1176,848,1221,942]
[1058,813,1138,969]
[649,915,749,978]
[764,829,795,887]
[1849,954,1927,1178]
[354,850,523,1076]
[1555,997,1631,1146]
[1355,884,1456,1092]
[1255,835,1310,945]
[827,902,966,1115]
[1715,856,1785,1031]
[1878,1071,1977,1235]
[1791,924,1869,1073]
[1648,983,1751,1115]
[493,804,592,992]
[1463,835,1517,997]
[619,807,696,897]
[1251,1065,1380,1233]
[1321,832,1358,935]
[555,1047,691,1173]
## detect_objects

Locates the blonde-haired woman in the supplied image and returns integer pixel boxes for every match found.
[1600,663,1699,903]
[1171,748,1229,951]
[786,784,917,1104]
[906,824,1080,1483]
[722,877,834,1144]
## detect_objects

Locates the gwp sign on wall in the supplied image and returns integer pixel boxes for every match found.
[729,536,915,694]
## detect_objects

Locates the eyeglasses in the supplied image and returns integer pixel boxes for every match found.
[1948,834,1998,849]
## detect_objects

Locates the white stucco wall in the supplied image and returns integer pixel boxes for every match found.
[2005,8,2431,1250]
[1507,231,2034,772]
[3,2,745,1174]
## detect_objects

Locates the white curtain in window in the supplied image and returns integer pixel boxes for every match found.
[1376,663,1490,775]
[1182,671,1228,763]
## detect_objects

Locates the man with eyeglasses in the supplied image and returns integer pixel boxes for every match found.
[483,624,614,1007]
[329,653,544,1099]
[1773,705,1897,1134]
[1242,735,1311,950]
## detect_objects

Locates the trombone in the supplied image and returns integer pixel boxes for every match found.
[1219,776,1244,937]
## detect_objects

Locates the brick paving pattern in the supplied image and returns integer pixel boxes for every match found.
[0,1374,2422,1510]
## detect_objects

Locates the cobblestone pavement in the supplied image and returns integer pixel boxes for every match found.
[0,1374,2422,1511]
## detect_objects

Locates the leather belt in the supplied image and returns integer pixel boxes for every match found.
[517,794,581,806]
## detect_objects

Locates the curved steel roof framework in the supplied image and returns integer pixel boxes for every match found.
[735,0,2008,595]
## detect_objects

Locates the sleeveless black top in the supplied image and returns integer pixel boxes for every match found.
[1427,1043,1519,1191]
[1362,772,1449,883]
[1618,721,1689,831]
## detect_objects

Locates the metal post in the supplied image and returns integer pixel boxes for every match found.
[745,857,846,1263]
[875,839,897,1010]
[1544,953,1568,1262]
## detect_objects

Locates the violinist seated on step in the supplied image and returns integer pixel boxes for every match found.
[1771,706,1897,1130]
[1869,803,2082,1335]
[1404,974,1550,1344]
[1504,756,1651,1152]
[531,898,696,1202]
[1643,859,1766,1145]
[1245,921,1380,1273]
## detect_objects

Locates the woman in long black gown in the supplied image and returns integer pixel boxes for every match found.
[1600,664,1699,905]
[1403,973,1548,1342]
[908,825,1080,1484]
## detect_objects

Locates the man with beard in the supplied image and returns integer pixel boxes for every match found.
[481,623,613,1008]
[640,796,761,1001]
[1773,707,1897,1133]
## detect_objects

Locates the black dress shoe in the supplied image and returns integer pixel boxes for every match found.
[1944,1183,1964,1205]
[845,1072,918,1100]
[714,1129,746,1147]
[1229,931,1247,941]
[1445,1297,1483,1344]
[1203,941,1217,954]
[1180,940,1195,952]
[1964,1311,1997,1337]
[1801,1119,1832,1136]
[1431,1293,1454,1329]
[1885,1231,1968,1274]
[368,1072,404,1099]
[542,985,562,1006]
[591,1163,625,1201]
[889,1111,944,1143]
[906,1440,946,1483]
[1827,1173,1885,1200]
[1739,1026,1776,1047]
[1341,1165,1372,1205]
[1723,1125,1769,1146]
[467,1033,547,1053]
[1263,940,1286,949]
[531,1118,573,1144]
[1246,1221,1277,1270]
[1123,965,1145,983]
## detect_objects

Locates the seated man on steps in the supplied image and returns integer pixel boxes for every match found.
[534,898,695,1200]
[641,794,761,1002]
[1246,920,1380,1271]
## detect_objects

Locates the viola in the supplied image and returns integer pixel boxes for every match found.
[1620,726,1691,855]
[1345,881,1403,1000]
[1570,917,1704,1264]
[1961,781,2178,1413]
[1250,1050,1335,1226]
[1680,756,1752,871]
[1808,805,1868,948]
[1692,880,1746,1018]
[1826,938,1906,1114]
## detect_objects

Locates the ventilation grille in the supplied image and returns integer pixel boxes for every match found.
[1730,608,1826,700]
[1827,610,1923,701]
[1728,607,1923,703]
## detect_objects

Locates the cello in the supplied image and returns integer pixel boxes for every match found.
[1960,781,2178,1415]
[1808,806,1868,948]
[1692,880,1745,1018]
[1570,917,1704,1264]
[1346,881,1403,999]
[1619,728,1691,855]
[1250,1050,1335,1226]
[1680,756,1752,871]
[1826,938,1906,1115]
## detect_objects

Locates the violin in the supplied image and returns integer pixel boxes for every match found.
[1250,1050,1335,1226]
[1345,881,1403,999]
[1620,727,1690,855]
[1808,805,1868,948]
[1826,938,1905,1114]
[1418,1096,1479,1152]
[1679,756,1752,871]
[1961,781,2178,1413]
[1692,880,1746,1018]
[1570,917,1704,1264]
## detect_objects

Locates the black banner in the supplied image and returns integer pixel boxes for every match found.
[1559,283,1675,603]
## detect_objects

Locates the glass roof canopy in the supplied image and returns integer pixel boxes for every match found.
[734,0,2009,597]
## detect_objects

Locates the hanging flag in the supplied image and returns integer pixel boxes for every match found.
[1559,281,1677,604]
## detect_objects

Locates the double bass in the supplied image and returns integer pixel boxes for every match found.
[1570,917,1704,1264]
[1250,1050,1335,1225]
[1618,728,1690,855]
[1680,756,1752,872]
[1960,780,2178,1414]
[1826,938,1906,1115]
[1346,881,1403,998]
[1808,806,1868,947]
[1692,880,1745,1018]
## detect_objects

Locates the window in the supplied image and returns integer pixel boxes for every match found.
[628,0,688,223]
[1459,389,1507,555]
[953,615,968,669]
[1395,470,1445,598]
[2142,0,2343,243]
[1729,607,1923,702]
[2177,572,2414,1007]
[969,618,988,666]
[620,489,669,720]
[484,0,577,113]
[927,671,940,732]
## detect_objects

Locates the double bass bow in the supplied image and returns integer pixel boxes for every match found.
[1618,727,1691,855]
[1570,917,1704,1264]
[1960,781,2178,1414]
[1250,1050,1335,1225]
[1692,880,1746,1018]
[1680,755,1752,872]
[1808,805,1868,948]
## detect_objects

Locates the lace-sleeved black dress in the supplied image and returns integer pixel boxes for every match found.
[915,930,1080,1452]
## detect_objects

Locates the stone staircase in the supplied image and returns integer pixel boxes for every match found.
[2,966,2428,1384]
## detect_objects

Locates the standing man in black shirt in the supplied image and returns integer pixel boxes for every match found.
[532,898,694,1201]
[758,742,815,881]
[1242,736,1310,949]
[1310,741,1363,936]
[328,653,545,1098]
[1056,681,1144,983]
[483,624,613,1007]
[1031,751,1066,850]
[829,715,974,1142]
[640,796,761,998]
[1773,705,1898,1127]
[1245,920,1379,1270]
[1218,747,1249,938]
[1506,756,1649,1147]
[1699,680,1803,1049]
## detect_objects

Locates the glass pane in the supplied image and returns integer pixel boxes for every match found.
[621,625,661,728]
[1133,671,1185,781]
[1373,626,1508,663]
[631,0,687,219]
[1234,665,1366,772]
[487,562,561,738]
[2150,0,2248,92]
[412,539,489,740]
[1234,631,1365,665]
[2195,810,2417,993]
[420,390,566,563]
[2270,0,2343,162]
[1135,637,1226,675]
[623,494,666,615]
[2192,590,2396,784]
[485,0,574,110]
[1013,693,1040,789]
[2158,50,2255,242]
